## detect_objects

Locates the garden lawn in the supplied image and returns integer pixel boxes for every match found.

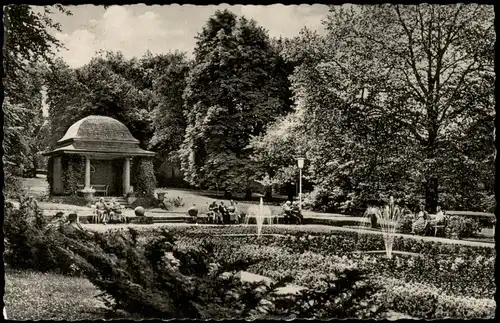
[4,268,140,320]
[4,268,105,320]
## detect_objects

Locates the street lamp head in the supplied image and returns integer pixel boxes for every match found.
[297,157,305,169]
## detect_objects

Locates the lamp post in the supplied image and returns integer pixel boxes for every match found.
[297,157,305,212]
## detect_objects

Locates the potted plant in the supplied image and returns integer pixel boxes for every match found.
[81,187,96,202]
[126,189,137,205]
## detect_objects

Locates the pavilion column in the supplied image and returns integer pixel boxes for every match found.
[85,156,91,188]
[52,156,63,194]
[123,157,131,195]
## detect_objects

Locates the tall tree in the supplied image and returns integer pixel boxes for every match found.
[147,52,191,169]
[44,52,156,150]
[3,5,71,188]
[180,10,292,197]
[254,4,495,212]
[321,4,495,212]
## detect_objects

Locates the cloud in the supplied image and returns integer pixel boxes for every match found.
[55,5,187,67]
[55,29,97,68]
[240,4,327,38]
[53,4,328,68]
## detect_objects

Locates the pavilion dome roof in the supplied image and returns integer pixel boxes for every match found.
[58,115,139,144]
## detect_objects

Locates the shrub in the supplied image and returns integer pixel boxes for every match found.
[4,172,24,199]
[129,216,154,225]
[61,155,85,195]
[355,253,495,299]
[168,196,185,208]
[131,158,157,198]
[139,227,495,299]
[160,196,185,210]
[396,214,414,233]
[3,197,80,275]
[382,278,495,319]
[445,216,480,239]
[47,156,54,195]
[130,196,159,209]
[51,228,380,319]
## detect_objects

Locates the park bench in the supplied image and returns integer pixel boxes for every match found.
[77,184,109,196]
[429,216,448,237]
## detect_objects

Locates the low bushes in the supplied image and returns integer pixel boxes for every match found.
[445,216,480,239]
[159,196,185,210]
[146,227,495,299]
[381,278,495,319]
[4,198,80,276]
[355,253,494,299]
[168,228,495,318]
[136,226,495,258]
[4,205,382,319]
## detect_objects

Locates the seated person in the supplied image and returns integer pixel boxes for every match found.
[412,205,429,235]
[108,198,125,223]
[207,201,218,224]
[429,206,445,224]
[282,201,293,224]
[227,200,239,224]
[61,213,88,237]
[219,201,230,224]
[95,197,109,224]
[291,201,303,225]
[188,203,199,224]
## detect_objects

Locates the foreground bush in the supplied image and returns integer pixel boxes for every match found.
[3,197,76,274]
[59,228,384,319]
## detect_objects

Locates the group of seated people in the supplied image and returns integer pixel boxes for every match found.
[92,197,125,224]
[188,199,304,225]
[411,205,446,235]
[188,200,241,224]
[281,200,303,224]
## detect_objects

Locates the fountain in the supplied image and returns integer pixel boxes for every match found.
[358,196,402,258]
[244,198,273,237]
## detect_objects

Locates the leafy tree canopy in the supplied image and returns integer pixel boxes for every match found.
[180,10,293,194]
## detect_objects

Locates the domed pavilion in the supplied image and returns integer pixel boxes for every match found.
[43,115,155,196]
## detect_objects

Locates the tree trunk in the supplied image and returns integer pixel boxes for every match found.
[425,174,439,213]
[286,183,295,201]
[425,131,439,213]
[264,186,272,200]
[244,189,252,201]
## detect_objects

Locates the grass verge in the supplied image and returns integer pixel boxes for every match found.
[4,267,136,320]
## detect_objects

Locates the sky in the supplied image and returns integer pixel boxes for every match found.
[46,4,331,68]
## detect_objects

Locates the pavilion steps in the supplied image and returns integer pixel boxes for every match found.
[93,196,130,208]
